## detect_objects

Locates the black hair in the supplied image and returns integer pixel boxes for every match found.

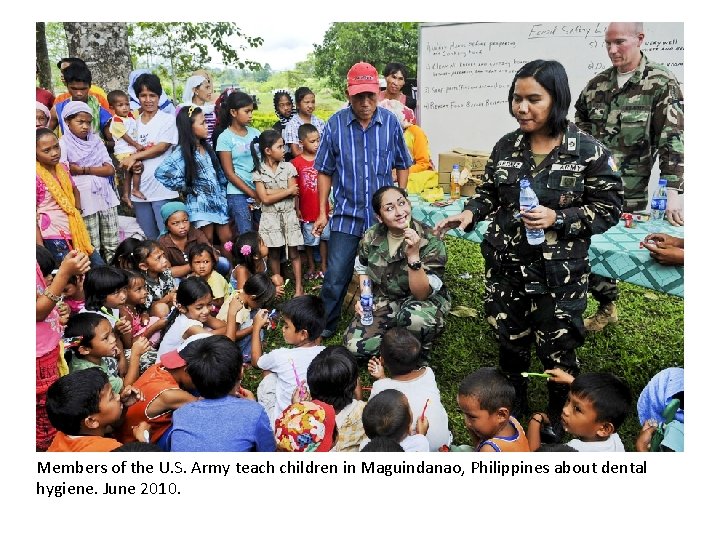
[297,122,319,142]
[273,90,295,119]
[57,57,86,70]
[132,73,163,98]
[508,59,571,137]
[383,62,409,79]
[83,266,129,311]
[46,368,108,435]
[229,231,262,273]
[294,86,315,106]
[107,89,129,107]
[379,327,422,376]
[157,276,213,348]
[361,436,405,452]
[63,312,108,364]
[243,273,276,308]
[63,63,92,86]
[212,90,255,149]
[458,367,515,412]
[36,127,57,142]
[130,239,162,272]
[36,245,57,277]
[570,373,633,431]
[371,185,408,215]
[534,443,579,452]
[188,243,217,267]
[250,129,283,172]
[280,295,325,341]
[111,441,164,452]
[111,237,143,270]
[184,335,242,398]
[123,270,149,312]
[175,105,223,195]
[307,346,359,413]
[362,389,411,443]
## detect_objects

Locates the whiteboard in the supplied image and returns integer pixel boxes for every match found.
[418,22,684,156]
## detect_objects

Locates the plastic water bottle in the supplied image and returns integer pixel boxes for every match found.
[650,178,668,222]
[450,164,461,200]
[360,278,373,326]
[519,178,545,245]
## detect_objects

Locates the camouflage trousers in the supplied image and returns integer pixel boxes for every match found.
[484,264,587,373]
[588,273,618,305]
[344,294,450,361]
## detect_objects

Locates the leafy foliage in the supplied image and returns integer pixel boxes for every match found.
[313,22,419,98]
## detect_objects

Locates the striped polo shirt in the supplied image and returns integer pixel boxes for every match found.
[315,105,412,237]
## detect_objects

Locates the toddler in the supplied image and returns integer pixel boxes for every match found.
[107,89,144,207]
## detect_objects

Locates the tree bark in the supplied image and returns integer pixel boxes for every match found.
[36,22,53,93]
[63,22,132,92]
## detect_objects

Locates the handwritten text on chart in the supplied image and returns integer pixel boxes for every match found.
[527,23,606,39]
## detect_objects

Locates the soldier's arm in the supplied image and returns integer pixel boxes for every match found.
[463,145,500,231]
[652,78,684,194]
[573,87,593,133]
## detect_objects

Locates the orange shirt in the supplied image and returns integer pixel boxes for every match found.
[47,431,121,452]
[119,365,179,444]
[54,85,110,111]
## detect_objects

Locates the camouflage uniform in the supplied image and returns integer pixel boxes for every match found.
[344,219,451,360]
[463,123,623,374]
[575,53,684,304]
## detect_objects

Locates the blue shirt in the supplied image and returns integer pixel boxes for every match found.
[315,106,412,237]
[169,395,276,452]
[216,126,261,194]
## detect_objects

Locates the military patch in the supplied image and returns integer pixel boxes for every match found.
[497,160,523,169]
[551,163,586,172]
[567,137,577,151]
[608,155,619,172]
[558,192,574,207]
[560,176,577,188]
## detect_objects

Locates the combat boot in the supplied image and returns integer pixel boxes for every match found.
[583,301,618,332]
[542,379,572,444]
[506,373,529,419]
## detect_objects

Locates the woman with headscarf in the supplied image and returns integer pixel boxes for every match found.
[177,74,217,144]
[128,69,175,115]
[36,101,51,129]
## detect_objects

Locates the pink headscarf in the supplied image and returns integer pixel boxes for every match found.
[60,101,110,166]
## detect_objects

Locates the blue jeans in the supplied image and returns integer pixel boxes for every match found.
[227,194,261,235]
[44,239,105,267]
[134,199,173,240]
[320,231,361,336]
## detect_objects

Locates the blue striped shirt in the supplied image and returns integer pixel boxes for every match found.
[315,106,412,237]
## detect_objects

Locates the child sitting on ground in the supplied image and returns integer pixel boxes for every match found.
[527,370,632,452]
[361,388,430,451]
[361,437,405,452]
[188,243,229,314]
[227,232,285,296]
[168,335,276,451]
[368,327,451,451]
[457,367,530,452]
[157,202,215,278]
[107,89,144,208]
[61,274,85,314]
[130,239,175,318]
[274,400,336,452]
[46,368,148,451]
[249,295,326,424]
[306,345,365,452]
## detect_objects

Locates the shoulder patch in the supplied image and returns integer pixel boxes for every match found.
[497,160,523,169]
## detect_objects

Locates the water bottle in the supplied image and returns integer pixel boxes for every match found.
[650,178,668,222]
[360,278,373,326]
[450,164,461,200]
[519,178,545,245]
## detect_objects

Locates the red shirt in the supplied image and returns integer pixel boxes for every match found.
[119,365,179,444]
[290,155,329,222]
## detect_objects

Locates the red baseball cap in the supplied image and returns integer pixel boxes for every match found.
[347,62,380,96]
[159,333,212,369]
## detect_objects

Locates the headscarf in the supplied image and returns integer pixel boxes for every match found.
[637,367,684,425]
[60,101,109,166]
[272,89,296,128]
[182,75,207,104]
[159,201,189,235]
[36,101,51,127]
[128,69,174,114]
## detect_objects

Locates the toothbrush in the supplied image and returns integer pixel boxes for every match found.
[520,372,551,379]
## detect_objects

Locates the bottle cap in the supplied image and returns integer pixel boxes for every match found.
[658,178,668,186]
[452,163,460,170]
[520,178,530,188]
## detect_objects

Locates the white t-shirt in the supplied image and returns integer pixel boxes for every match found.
[133,111,179,202]
[567,433,625,452]
[369,367,452,451]
[401,434,430,452]
[257,345,325,424]
[156,314,204,359]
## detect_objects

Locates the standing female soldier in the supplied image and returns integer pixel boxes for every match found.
[435,60,623,437]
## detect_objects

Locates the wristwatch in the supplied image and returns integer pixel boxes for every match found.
[407,260,422,271]
[552,212,565,230]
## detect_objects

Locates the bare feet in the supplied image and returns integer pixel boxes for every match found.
[131,189,147,200]
[121,195,133,208]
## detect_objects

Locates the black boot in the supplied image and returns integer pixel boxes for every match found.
[506,373,529,419]
[544,379,572,443]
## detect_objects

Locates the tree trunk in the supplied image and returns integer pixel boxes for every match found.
[63,22,132,92]
[36,22,53,93]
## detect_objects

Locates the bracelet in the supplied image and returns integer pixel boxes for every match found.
[43,289,63,304]
[530,416,544,424]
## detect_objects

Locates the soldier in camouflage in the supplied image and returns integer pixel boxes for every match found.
[344,186,451,361]
[575,22,684,332]
[435,60,623,435]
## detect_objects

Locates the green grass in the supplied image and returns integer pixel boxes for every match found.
[241,236,684,451]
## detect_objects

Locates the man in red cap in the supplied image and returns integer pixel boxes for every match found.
[313,62,412,338]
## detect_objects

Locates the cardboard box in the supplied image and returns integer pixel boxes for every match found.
[437,148,491,173]
[437,172,480,196]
